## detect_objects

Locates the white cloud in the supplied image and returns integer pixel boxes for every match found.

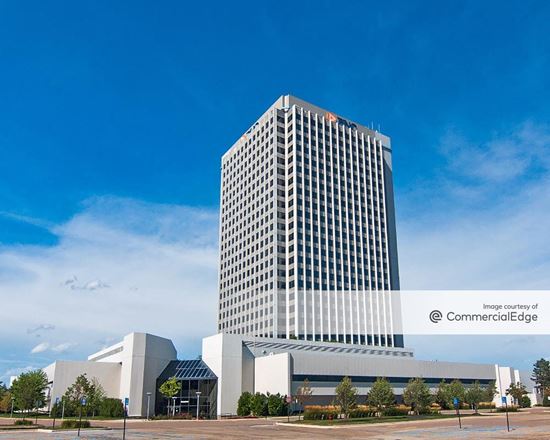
[68,279,110,291]
[29,341,76,355]
[1,366,36,384]
[396,122,550,367]
[27,323,55,334]
[51,342,77,353]
[0,196,219,366]
[440,121,550,183]
[399,122,550,290]
[30,342,50,354]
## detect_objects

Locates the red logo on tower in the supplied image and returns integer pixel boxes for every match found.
[325,112,338,122]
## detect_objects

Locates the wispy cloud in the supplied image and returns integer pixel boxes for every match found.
[27,323,55,334]
[440,121,550,185]
[51,342,77,353]
[30,342,50,354]
[30,341,77,355]
[399,122,550,290]
[63,277,110,292]
[0,211,54,230]
[1,366,36,384]
[398,121,550,366]
[0,196,219,377]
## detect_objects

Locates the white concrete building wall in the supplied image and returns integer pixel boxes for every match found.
[292,352,495,380]
[202,333,244,416]
[87,341,124,363]
[203,334,536,414]
[44,360,121,405]
[110,333,176,417]
[45,332,176,417]
[519,369,540,405]
[495,365,515,406]
[254,353,290,396]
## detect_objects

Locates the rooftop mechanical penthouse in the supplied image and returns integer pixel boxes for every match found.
[218,95,402,347]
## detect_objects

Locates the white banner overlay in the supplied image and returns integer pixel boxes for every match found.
[396,290,550,335]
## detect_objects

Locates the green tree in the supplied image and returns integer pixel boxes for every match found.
[87,378,105,416]
[11,370,49,417]
[63,374,92,416]
[158,377,181,417]
[520,395,531,408]
[237,391,253,416]
[435,380,450,409]
[251,392,268,416]
[0,382,7,413]
[0,391,13,413]
[464,381,485,413]
[267,393,286,416]
[532,359,550,401]
[295,378,312,420]
[403,378,432,415]
[367,378,395,414]
[447,380,465,408]
[335,376,357,417]
[506,382,528,406]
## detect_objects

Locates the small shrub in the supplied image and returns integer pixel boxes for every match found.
[14,419,33,426]
[251,393,268,417]
[348,408,376,418]
[520,396,531,408]
[543,395,550,407]
[267,393,287,416]
[99,398,125,418]
[497,406,518,413]
[61,420,91,429]
[418,407,439,415]
[303,405,339,420]
[477,402,496,410]
[237,391,253,416]
[382,406,409,416]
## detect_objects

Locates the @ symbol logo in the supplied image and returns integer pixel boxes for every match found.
[429,310,443,323]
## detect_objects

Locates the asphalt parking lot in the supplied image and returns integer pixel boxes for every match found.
[1,408,549,439]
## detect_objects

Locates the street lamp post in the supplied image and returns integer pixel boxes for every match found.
[195,391,202,420]
[10,397,14,419]
[172,397,177,417]
[146,392,152,420]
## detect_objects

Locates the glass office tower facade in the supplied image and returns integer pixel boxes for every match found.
[218,96,402,347]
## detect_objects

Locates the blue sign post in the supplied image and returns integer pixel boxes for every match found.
[123,398,129,440]
[502,396,510,432]
[453,397,462,429]
[77,397,86,437]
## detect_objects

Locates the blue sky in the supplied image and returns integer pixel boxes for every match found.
[1,1,550,383]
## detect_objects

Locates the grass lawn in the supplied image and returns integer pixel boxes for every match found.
[293,413,469,426]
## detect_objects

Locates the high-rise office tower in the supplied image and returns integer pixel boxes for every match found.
[218,95,402,347]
